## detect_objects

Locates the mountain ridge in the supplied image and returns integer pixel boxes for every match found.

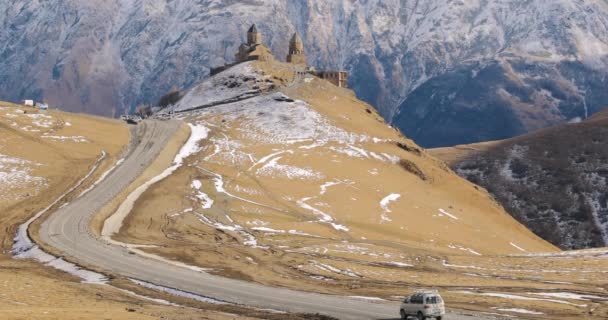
[2,0,608,146]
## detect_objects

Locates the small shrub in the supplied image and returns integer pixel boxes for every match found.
[136,104,152,118]
[399,159,428,181]
[396,142,422,156]
[509,158,528,179]
[157,90,182,108]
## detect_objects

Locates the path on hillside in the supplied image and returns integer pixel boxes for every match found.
[37,119,492,320]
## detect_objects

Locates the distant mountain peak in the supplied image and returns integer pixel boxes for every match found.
[1,0,607,146]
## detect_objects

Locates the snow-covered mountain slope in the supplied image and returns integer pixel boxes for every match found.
[430,109,608,250]
[2,0,607,146]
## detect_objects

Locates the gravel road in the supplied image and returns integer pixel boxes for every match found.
[38,120,493,320]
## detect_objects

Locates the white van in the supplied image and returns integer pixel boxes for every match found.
[400,290,445,320]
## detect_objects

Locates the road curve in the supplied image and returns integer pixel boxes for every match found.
[38,120,487,320]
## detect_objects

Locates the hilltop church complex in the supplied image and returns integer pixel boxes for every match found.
[214,24,348,88]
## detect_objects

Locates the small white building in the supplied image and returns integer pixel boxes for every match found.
[22,100,34,106]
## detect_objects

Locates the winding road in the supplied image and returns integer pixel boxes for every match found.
[38,120,490,320]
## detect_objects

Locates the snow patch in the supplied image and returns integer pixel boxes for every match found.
[438,208,459,220]
[528,292,606,301]
[19,247,108,284]
[12,152,108,284]
[41,135,88,143]
[297,197,349,231]
[194,213,259,247]
[510,242,527,252]
[252,227,285,233]
[192,179,213,209]
[447,245,482,256]
[198,166,280,210]
[0,154,46,200]
[380,194,401,223]
[458,291,587,307]
[348,296,386,302]
[191,91,372,146]
[495,308,543,315]
[26,113,54,128]
[191,180,202,190]
[256,156,323,180]
[310,260,360,278]
[387,261,413,268]
[129,278,229,305]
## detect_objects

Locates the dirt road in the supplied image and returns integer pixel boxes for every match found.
[37,120,493,320]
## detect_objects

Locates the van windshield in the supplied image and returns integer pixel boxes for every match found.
[426,296,442,304]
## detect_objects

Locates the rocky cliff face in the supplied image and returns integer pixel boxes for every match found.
[1,0,608,146]
[432,110,608,250]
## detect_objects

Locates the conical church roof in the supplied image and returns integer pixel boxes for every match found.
[248,24,258,33]
[290,32,304,51]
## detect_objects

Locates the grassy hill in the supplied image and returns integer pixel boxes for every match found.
[0,102,270,319]
[102,61,608,318]
[430,108,608,249]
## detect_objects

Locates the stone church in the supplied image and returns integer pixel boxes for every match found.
[286,33,307,65]
[230,24,348,88]
[235,24,275,63]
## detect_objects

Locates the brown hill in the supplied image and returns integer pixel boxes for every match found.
[430,108,608,249]
[0,102,268,320]
[98,61,608,318]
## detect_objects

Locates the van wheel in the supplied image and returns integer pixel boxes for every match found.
[400,309,407,319]
[437,317,442,320]
[417,312,425,320]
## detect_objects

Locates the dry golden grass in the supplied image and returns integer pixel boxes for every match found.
[106,63,608,318]
[427,140,502,167]
[0,102,269,320]
[0,258,267,320]
[0,103,128,248]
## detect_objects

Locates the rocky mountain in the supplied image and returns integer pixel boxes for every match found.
[1,0,608,146]
[392,0,608,147]
[430,109,608,250]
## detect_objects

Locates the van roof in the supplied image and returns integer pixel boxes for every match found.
[412,290,440,296]
[414,289,438,293]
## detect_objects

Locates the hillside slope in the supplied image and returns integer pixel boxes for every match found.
[0,102,269,320]
[430,109,608,249]
[147,61,556,257]
[97,61,608,318]
[0,102,139,318]
[2,0,608,146]
[0,102,128,247]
